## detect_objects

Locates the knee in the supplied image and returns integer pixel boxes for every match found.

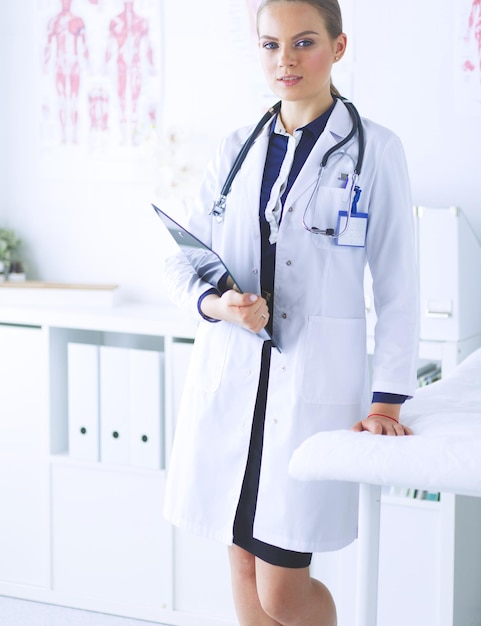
[258,582,297,624]
[258,577,337,626]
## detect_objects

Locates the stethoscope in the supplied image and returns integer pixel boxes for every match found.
[210,96,365,239]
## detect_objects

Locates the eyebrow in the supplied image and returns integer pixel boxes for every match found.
[259,30,320,41]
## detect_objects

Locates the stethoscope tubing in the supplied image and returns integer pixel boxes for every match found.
[210,97,364,235]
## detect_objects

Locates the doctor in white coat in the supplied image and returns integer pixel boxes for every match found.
[163,1,419,624]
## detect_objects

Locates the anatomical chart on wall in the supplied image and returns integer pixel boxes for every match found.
[457,0,481,111]
[38,0,162,155]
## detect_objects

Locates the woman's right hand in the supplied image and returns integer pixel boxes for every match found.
[201,290,270,334]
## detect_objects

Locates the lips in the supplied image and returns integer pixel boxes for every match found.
[278,75,302,86]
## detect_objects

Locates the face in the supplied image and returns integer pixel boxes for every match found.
[257,2,346,107]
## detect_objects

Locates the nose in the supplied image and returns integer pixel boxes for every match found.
[278,46,296,68]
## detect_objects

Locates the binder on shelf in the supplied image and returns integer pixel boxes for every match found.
[128,349,164,470]
[417,362,442,387]
[99,346,130,465]
[67,343,100,462]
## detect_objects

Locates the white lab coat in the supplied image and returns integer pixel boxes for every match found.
[163,99,419,553]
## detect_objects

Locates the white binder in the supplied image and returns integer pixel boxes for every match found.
[68,343,100,462]
[129,349,164,470]
[99,346,130,465]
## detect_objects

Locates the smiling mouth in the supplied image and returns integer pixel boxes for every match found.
[278,75,302,84]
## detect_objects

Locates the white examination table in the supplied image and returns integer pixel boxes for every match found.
[289,347,481,626]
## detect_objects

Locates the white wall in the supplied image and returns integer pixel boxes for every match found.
[1,0,480,303]
[351,0,481,230]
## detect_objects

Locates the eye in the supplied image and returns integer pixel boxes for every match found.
[262,41,279,50]
[295,39,314,48]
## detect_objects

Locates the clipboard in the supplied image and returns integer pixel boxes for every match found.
[152,204,279,350]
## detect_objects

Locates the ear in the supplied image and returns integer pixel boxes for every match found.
[333,33,347,62]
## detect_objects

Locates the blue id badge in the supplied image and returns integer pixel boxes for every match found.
[335,185,367,247]
[335,211,368,247]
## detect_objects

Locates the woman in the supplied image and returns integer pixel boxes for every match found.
[163,1,419,624]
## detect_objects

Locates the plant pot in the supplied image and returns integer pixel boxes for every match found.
[8,272,26,283]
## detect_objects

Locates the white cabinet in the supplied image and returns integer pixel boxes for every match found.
[417,206,481,342]
[0,324,48,458]
[377,494,481,626]
[0,324,50,589]
[51,461,172,610]
[0,457,49,588]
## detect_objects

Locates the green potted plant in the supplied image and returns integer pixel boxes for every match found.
[0,228,23,282]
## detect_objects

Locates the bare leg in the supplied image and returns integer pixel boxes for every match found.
[228,544,281,626]
[256,558,337,626]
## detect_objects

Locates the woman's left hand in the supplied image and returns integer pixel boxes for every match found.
[351,402,413,436]
[351,416,413,436]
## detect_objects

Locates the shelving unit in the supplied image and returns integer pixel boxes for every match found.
[0,304,237,626]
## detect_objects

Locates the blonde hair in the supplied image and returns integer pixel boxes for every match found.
[257,0,343,97]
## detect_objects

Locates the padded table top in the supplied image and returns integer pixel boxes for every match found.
[289,348,481,498]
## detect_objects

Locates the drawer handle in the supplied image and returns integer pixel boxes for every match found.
[425,309,452,319]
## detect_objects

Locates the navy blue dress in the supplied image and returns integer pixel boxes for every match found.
[232,106,336,568]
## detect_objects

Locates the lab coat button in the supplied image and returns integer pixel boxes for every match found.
[286,260,292,266]
[288,207,293,213]
[252,268,258,275]
[281,313,287,319]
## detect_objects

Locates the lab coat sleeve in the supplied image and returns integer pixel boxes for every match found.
[161,133,239,319]
[365,133,420,397]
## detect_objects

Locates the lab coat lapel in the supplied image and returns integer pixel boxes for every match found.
[283,100,353,207]
[239,124,271,237]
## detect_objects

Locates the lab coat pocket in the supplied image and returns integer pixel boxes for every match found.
[190,321,232,393]
[301,316,366,405]
[304,186,350,249]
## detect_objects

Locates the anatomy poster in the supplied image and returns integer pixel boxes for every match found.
[457,0,481,111]
[39,0,162,155]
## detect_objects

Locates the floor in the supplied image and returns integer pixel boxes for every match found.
[0,596,168,626]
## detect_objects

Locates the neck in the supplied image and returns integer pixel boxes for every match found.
[279,96,335,134]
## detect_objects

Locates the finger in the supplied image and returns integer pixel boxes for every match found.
[392,422,406,436]
[385,424,400,436]
[259,312,268,326]
[384,422,413,437]
[350,421,364,432]
[239,293,259,307]
[243,308,269,333]
[363,420,383,435]
[225,291,258,307]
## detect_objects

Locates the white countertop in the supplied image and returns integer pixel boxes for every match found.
[0,302,199,338]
